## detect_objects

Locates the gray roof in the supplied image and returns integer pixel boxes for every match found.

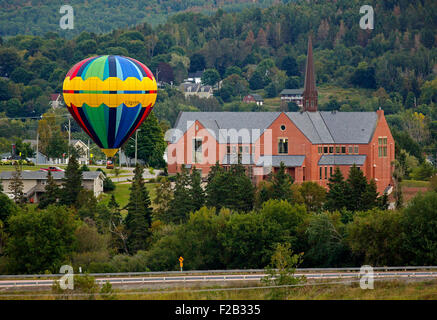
[169,112,281,144]
[181,83,201,92]
[0,170,104,180]
[188,71,203,78]
[222,154,255,165]
[256,155,305,167]
[318,155,367,166]
[247,93,263,101]
[169,111,379,145]
[318,112,378,144]
[280,89,304,95]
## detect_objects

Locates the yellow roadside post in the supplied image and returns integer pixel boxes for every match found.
[179,256,184,272]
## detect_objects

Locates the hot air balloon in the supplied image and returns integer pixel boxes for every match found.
[62,55,157,161]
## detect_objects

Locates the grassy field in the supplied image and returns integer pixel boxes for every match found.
[2,279,437,300]
[401,180,430,188]
[317,84,374,106]
[99,182,158,212]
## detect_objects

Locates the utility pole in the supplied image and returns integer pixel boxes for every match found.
[68,116,71,162]
[135,129,141,167]
[36,132,39,166]
[87,139,90,164]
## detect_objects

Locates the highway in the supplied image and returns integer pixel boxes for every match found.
[1,267,437,289]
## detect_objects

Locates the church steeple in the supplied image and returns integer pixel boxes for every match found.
[302,34,318,112]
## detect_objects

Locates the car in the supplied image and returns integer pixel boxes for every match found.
[40,166,65,172]
[106,160,114,169]
[95,160,105,165]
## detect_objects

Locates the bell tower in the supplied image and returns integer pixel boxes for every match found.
[302,35,318,112]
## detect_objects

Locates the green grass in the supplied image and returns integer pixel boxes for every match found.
[99,182,158,213]
[317,84,374,106]
[401,180,430,188]
[2,279,437,300]
[0,165,61,171]
[262,84,374,111]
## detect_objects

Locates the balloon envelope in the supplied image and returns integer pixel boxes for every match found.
[63,55,157,158]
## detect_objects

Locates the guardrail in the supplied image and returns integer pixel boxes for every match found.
[1,266,437,280]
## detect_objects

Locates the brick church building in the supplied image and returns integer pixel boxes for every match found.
[166,37,395,194]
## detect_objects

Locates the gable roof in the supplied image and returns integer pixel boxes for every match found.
[0,171,104,181]
[318,155,367,166]
[169,111,379,145]
[280,89,304,95]
[188,71,203,78]
[257,155,305,167]
[246,93,263,101]
[169,112,281,144]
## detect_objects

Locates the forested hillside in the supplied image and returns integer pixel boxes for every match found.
[0,0,275,37]
[0,0,436,168]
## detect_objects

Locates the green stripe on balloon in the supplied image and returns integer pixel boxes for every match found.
[82,103,109,149]
[84,56,107,80]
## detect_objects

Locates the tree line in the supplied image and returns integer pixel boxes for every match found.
[3,156,436,274]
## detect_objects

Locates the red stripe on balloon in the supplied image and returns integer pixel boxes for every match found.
[68,56,95,80]
[69,104,93,137]
[126,57,155,80]
[123,104,153,143]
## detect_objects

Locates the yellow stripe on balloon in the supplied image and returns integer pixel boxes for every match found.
[63,76,157,108]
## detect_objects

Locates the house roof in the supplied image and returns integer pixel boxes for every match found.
[256,155,305,167]
[50,94,61,101]
[222,154,255,165]
[169,111,379,145]
[247,94,263,101]
[188,71,203,78]
[318,155,367,166]
[0,171,104,180]
[280,89,304,95]
[181,83,201,92]
[168,112,281,144]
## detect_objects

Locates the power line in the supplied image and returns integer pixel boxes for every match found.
[0,114,71,121]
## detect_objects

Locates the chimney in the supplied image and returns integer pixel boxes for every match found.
[302,34,318,112]
[376,107,384,118]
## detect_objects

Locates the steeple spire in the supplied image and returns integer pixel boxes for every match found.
[302,34,318,112]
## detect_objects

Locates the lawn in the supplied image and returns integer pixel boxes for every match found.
[99,182,158,213]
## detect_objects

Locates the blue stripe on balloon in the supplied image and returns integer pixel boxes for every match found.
[76,57,98,79]
[108,56,117,78]
[115,104,123,139]
[113,104,142,148]
[115,57,123,80]
[125,57,148,77]
[117,56,141,80]
[103,56,110,80]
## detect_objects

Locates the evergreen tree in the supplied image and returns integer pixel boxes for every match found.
[60,154,83,207]
[125,164,153,253]
[206,163,254,212]
[362,179,379,211]
[271,162,293,202]
[325,167,347,211]
[38,171,59,209]
[153,177,174,223]
[108,194,121,224]
[189,166,205,212]
[8,163,24,205]
[345,164,369,211]
[168,165,193,223]
[205,162,226,209]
